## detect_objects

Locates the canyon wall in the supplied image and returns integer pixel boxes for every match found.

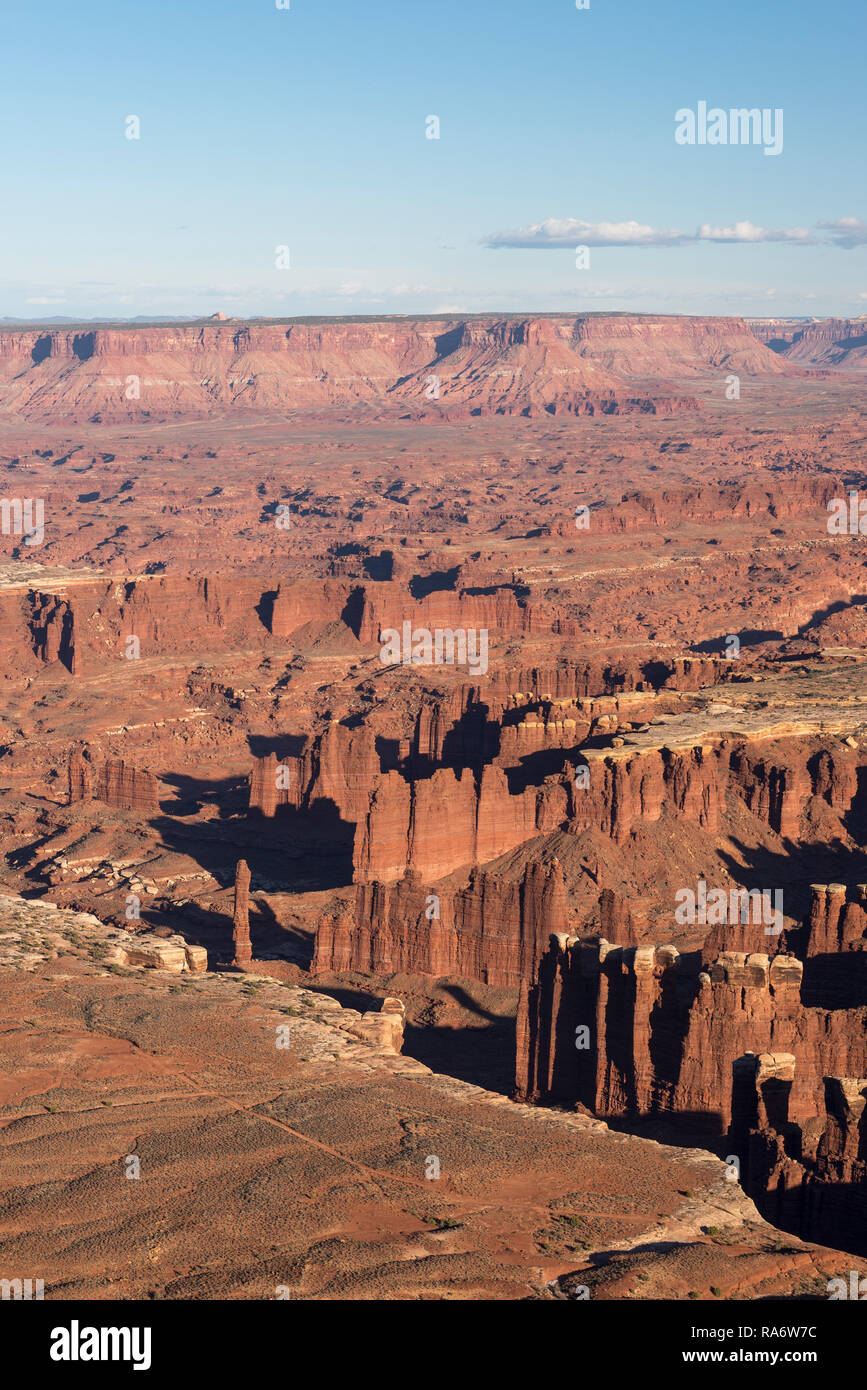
[0,314,794,422]
[4,571,716,677]
[300,725,864,894]
[313,860,568,988]
[516,882,867,1250]
[750,318,867,371]
[68,752,158,816]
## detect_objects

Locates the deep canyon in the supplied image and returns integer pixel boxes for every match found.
[2,312,867,1298]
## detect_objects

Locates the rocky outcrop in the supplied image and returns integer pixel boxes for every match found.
[516,929,867,1129]
[801,882,867,1007]
[728,746,812,838]
[66,751,158,816]
[599,888,643,945]
[345,996,406,1054]
[350,740,728,882]
[751,317,867,371]
[232,859,252,967]
[67,750,93,803]
[3,572,735,690]
[314,860,569,989]
[298,720,867,934]
[546,478,837,538]
[816,1077,867,1185]
[95,759,159,816]
[110,931,207,973]
[248,753,285,819]
[28,593,78,672]
[0,575,360,681]
[737,1067,867,1253]
[514,877,867,1250]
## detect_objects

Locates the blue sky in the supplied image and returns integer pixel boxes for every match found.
[1,0,864,318]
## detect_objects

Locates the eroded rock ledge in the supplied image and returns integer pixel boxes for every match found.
[0,892,860,1300]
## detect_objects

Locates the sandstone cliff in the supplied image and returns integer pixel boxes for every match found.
[0,314,793,422]
[750,317,867,371]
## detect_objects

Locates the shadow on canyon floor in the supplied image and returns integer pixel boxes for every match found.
[149,788,357,894]
[306,977,517,1094]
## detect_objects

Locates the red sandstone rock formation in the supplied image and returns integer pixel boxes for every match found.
[751,317,867,371]
[67,750,93,803]
[514,878,867,1247]
[350,740,724,882]
[314,860,569,989]
[599,888,642,945]
[328,732,864,884]
[738,1064,867,1251]
[816,1077,867,1184]
[94,759,159,816]
[516,926,867,1139]
[806,882,867,956]
[545,478,837,539]
[232,859,252,968]
[249,753,282,818]
[801,882,867,1008]
[0,315,792,424]
[29,594,78,672]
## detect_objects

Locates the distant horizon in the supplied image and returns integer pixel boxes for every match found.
[1,309,863,329]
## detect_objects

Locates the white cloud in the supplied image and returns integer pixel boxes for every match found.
[697,220,812,243]
[485,218,691,249]
[486,216,857,250]
[816,217,867,249]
